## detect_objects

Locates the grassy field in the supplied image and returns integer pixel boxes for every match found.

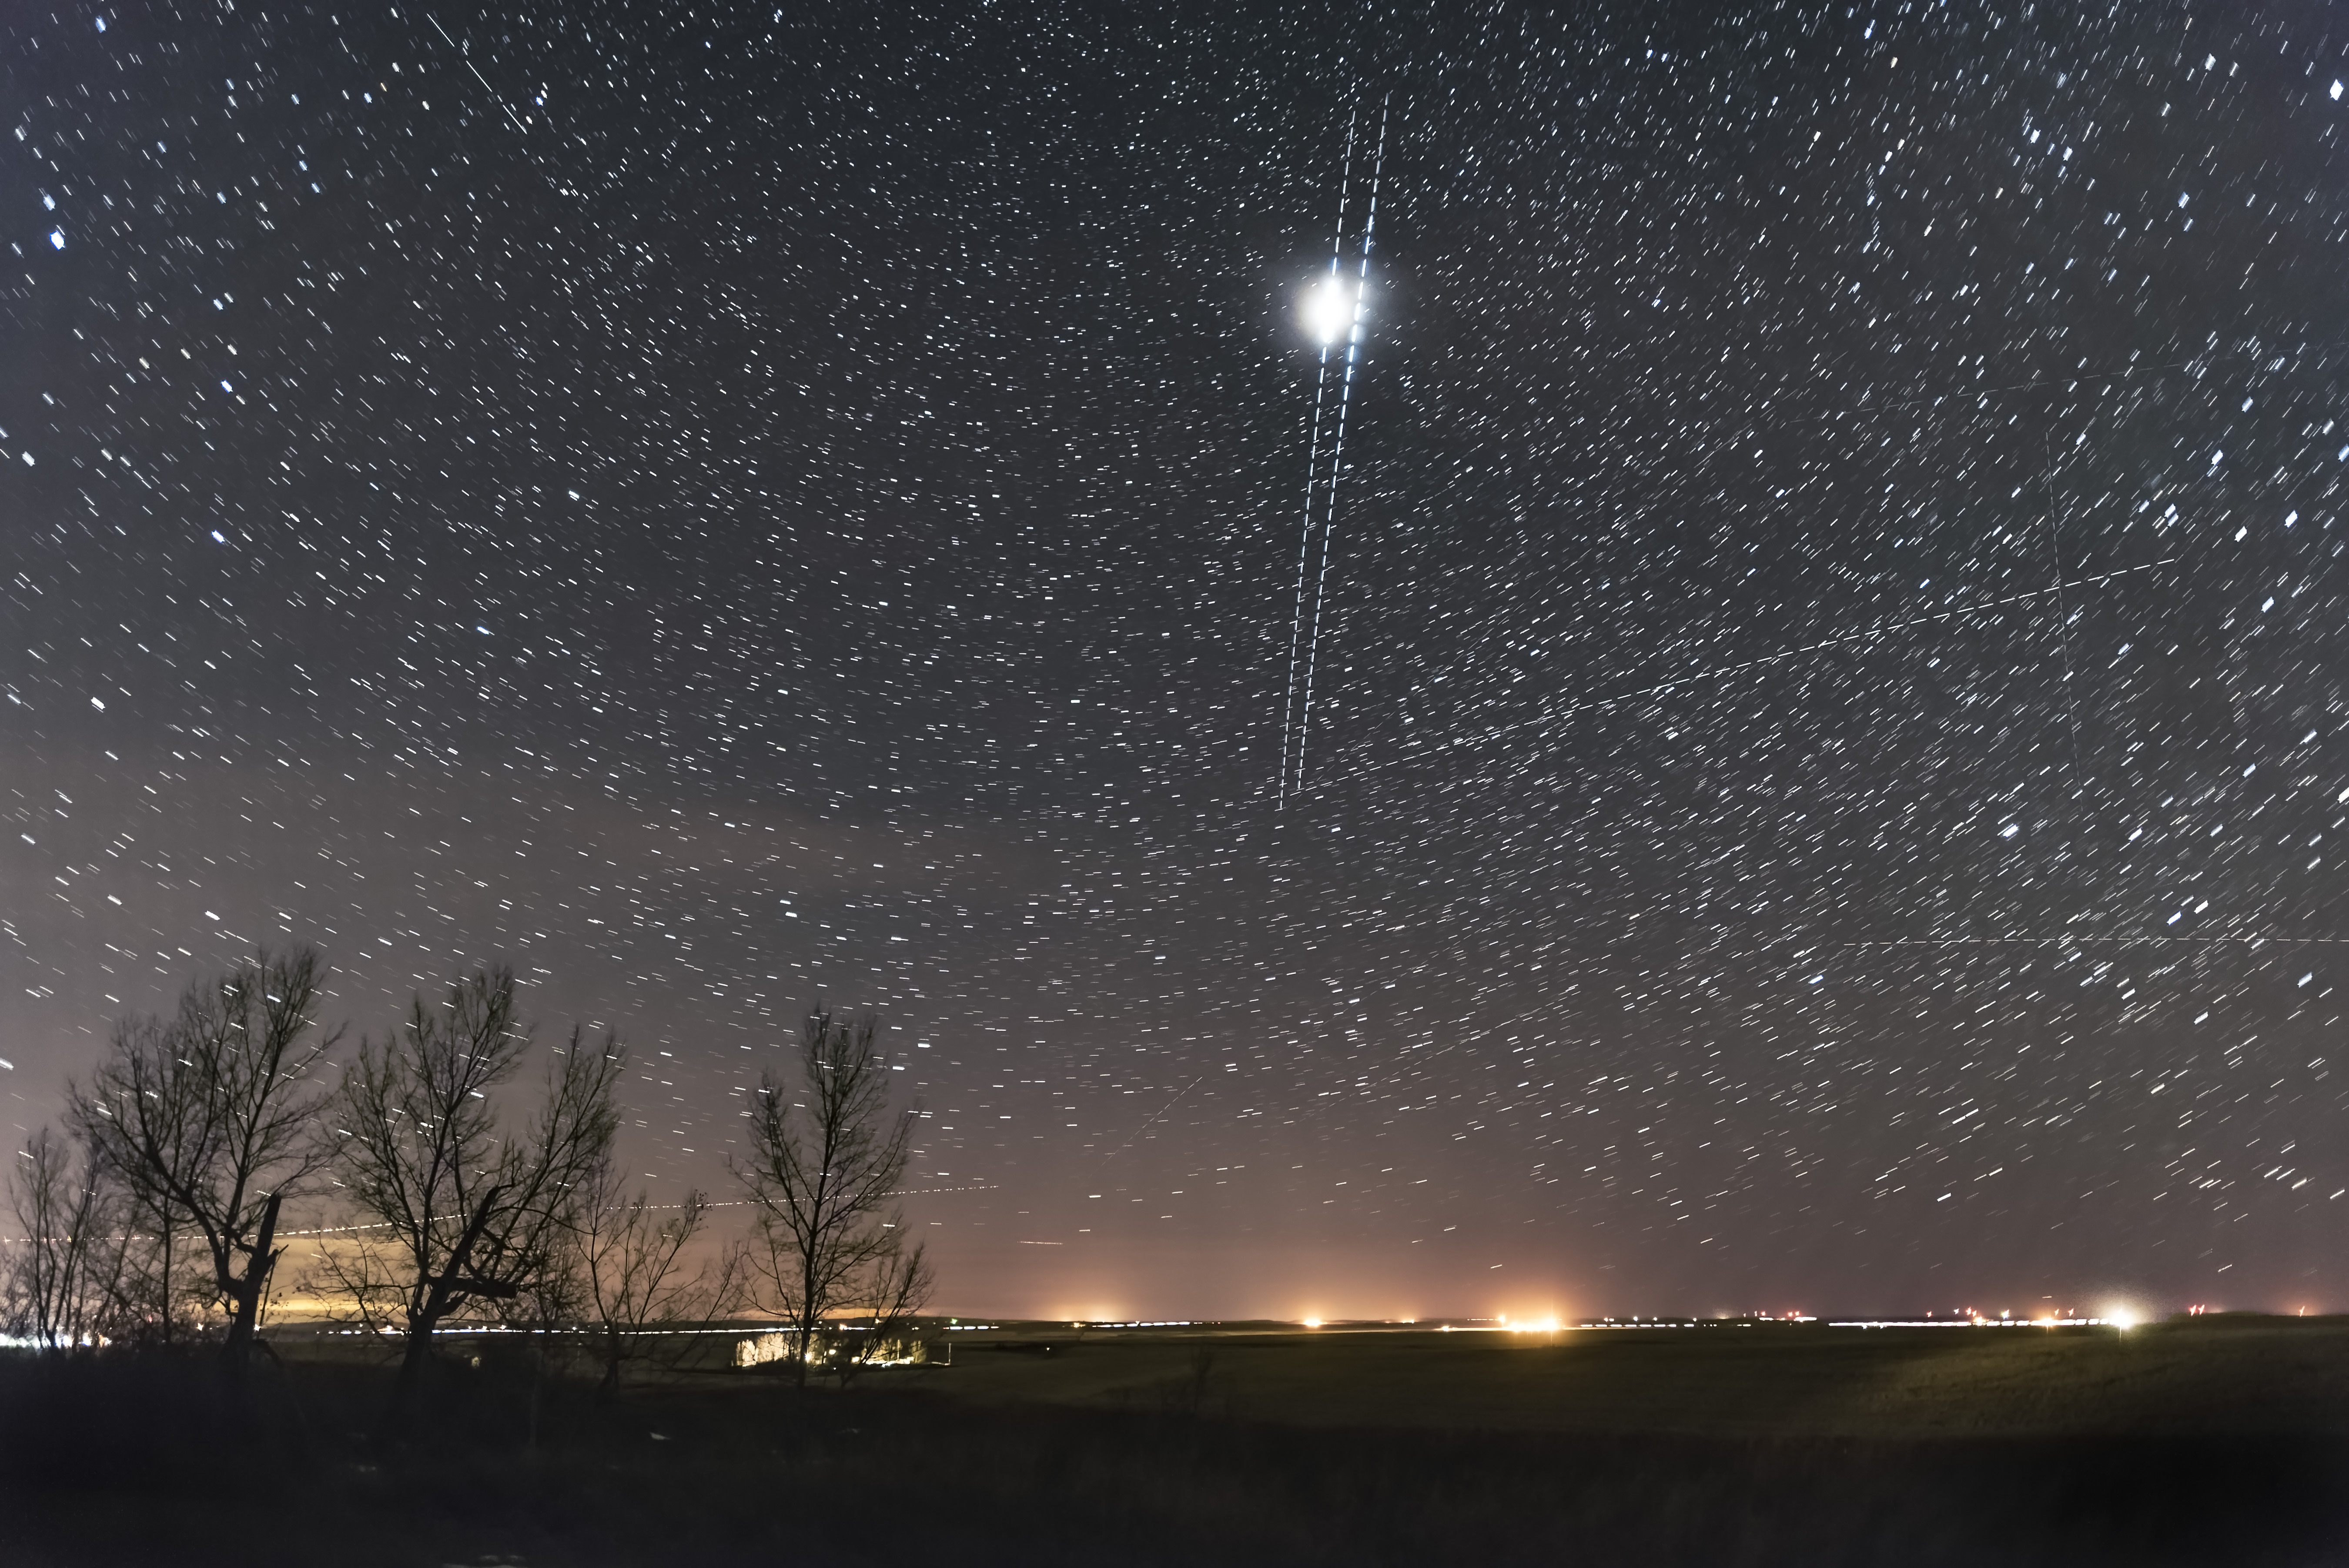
[3,1316,2346,1566]
[924,1315,2349,1437]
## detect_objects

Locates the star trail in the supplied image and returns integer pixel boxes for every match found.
[7,1,2349,1321]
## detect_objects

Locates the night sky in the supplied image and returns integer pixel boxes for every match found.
[9,0,2349,1322]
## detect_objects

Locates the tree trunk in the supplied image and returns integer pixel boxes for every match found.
[796,1251,820,1390]
[221,1190,283,1375]
[158,1222,175,1348]
[391,1185,505,1416]
[393,1318,439,1418]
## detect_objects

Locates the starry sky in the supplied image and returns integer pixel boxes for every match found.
[8,0,2349,1322]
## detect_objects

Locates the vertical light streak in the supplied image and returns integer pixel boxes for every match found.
[1282,95,1390,805]
[1279,109,1359,809]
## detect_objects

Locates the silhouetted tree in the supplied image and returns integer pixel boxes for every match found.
[74,951,338,1371]
[573,1151,729,1399]
[837,1233,934,1385]
[94,1180,200,1348]
[733,1006,926,1387]
[512,1200,591,1453]
[4,1127,122,1352]
[315,964,622,1412]
[84,1175,210,1350]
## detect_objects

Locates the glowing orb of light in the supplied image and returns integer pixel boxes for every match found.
[1301,1317,1323,1330]
[2106,1305,2141,1331]
[1302,274,1358,344]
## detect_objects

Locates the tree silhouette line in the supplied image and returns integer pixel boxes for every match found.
[2,947,932,1411]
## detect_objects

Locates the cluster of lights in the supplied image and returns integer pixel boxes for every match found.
[1284,1307,2166,1333]
[733,1331,796,1369]
[1078,1320,1198,1330]
[279,1302,2349,1350]
[1434,1317,1565,1333]
[1946,1306,2142,1329]
[732,1330,933,1368]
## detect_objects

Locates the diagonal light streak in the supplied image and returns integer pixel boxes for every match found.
[1282,95,1391,805]
[430,14,533,135]
[1301,557,2175,794]
[1098,1073,1205,1168]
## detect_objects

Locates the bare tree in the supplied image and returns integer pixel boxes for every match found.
[511,1207,590,1453]
[733,1006,926,1387]
[316,964,622,1410]
[73,951,338,1371]
[69,1037,200,1352]
[94,1212,202,1349]
[837,1238,934,1384]
[4,1127,122,1352]
[573,1151,726,1399]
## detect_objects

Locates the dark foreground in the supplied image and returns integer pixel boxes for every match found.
[4,1324,2348,1566]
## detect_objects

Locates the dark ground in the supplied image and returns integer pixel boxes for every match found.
[3,1321,2347,1566]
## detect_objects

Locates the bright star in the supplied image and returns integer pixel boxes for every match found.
[1303,273,1358,344]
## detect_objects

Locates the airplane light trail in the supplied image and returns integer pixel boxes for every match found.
[1280,95,1390,807]
[1300,557,2176,795]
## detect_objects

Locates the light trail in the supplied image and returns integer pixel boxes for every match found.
[1834,934,2349,948]
[430,14,533,136]
[1757,340,2349,423]
[269,1183,999,1236]
[1299,557,2175,794]
[1278,107,1358,811]
[1281,95,1391,806]
[1096,1073,1205,1168]
[1282,340,2346,809]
